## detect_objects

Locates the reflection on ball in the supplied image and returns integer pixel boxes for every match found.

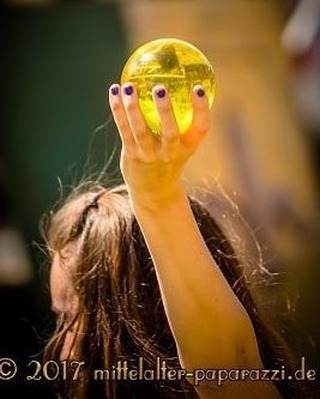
[121,38,216,134]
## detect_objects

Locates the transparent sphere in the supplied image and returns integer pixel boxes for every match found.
[121,38,216,134]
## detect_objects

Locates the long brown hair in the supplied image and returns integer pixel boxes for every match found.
[44,183,298,399]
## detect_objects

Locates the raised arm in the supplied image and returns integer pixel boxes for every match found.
[108,82,280,399]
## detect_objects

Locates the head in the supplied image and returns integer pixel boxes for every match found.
[45,184,293,398]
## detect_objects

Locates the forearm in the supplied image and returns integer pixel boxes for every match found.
[131,186,261,369]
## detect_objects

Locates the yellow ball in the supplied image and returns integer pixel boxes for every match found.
[121,38,216,134]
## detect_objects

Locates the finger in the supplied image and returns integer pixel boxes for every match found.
[121,83,155,153]
[181,85,211,149]
[108,83,135,151]
[152,85,180,156]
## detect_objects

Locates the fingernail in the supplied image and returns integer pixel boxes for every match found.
[197,88,205,97]
[111,86,119,96]
[124,85,134,96]
[156,88,166,99]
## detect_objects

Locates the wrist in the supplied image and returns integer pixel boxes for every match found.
[128,182,187,215]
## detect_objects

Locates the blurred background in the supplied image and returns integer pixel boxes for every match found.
[0,0,319,398]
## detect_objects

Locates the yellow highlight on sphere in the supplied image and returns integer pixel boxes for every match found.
[121,38,216,134]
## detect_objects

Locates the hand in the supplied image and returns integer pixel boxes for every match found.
[108,82,211,209]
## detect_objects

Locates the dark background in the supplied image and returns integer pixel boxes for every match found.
[0,4,126,397]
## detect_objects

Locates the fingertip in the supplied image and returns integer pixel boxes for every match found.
[152,85,167,100]
[192,85,210,115]
[192,84,207,100]
[189,85,211,136]
[121,82,137,97]
[151,85,180,139]
[109,83,120,97]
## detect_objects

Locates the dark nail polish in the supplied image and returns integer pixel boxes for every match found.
[156,89,166,99]
[197,88,205,97]
[124,85,133,96]
[111,86,119,96]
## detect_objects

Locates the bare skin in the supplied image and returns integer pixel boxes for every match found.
[108,82,281,399]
